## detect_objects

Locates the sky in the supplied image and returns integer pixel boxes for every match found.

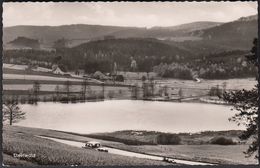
[3,2,258,28]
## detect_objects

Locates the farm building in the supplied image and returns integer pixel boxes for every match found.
[52,64,64,75]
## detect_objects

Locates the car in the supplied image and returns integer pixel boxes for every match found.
[163,157,176,164]
[95,147,108,152]
[83,141,101,148]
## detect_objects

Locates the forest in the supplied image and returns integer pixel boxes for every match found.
[3,38,257,79]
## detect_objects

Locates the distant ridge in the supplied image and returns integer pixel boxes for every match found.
[3,14,257,51]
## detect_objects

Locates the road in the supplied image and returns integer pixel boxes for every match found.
[35,135,214,165]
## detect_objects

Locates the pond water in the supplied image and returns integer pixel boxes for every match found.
[16,100,243,134]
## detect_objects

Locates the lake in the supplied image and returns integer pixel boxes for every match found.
[16,100,244,134]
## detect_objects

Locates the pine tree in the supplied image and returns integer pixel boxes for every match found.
[223,38,258,158]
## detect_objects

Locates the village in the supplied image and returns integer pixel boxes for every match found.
[3,59,245,105]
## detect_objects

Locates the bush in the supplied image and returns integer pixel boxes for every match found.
[210,136,236,145]
[156,133,181,145]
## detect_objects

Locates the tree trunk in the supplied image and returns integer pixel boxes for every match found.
[10,110,13,125]
[102,84,105,99]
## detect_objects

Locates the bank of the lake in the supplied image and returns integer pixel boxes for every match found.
[3,126,257,165]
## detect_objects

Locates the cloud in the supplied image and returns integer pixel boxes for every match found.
[3,2,258,27]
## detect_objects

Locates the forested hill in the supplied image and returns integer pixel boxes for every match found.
[4,38,256,79]
[3,38,192,72]
[197,14,257,50]
[66,38,192,72]
[3,15,257,52]
[3,21,221,45]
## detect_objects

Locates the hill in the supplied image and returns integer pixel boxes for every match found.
[109,21,223,41]
[163,15,257,55]
[151,21,222,32]
[3,38,192,72]
[194,14,258,50]
[4,15,257,52]
[3,38,257,79]
[3,24,130,45]
[148,21,222,41]
[5,36,40,50]
[67,38,192,72]
[2,15,257,79]
[3,15,257,52]
[3,22,221,46]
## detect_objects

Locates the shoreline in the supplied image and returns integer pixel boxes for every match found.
[4,96,231,106]
[3,125,256,165]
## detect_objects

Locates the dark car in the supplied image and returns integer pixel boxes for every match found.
[163,157,176,164]
[96,147,108,152]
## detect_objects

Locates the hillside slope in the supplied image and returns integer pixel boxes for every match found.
[195,14,258,50]
[3,22,221,45]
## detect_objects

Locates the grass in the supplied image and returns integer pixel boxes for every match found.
[3,86,133,103]
[87,130,244,145]
[3,126,257,165]
[3,68,82,79]
[3,79,85,85]
[87,131,181,145]
[3,69,257,106]
[86,134,154,145]
[85,130,258,164]
[105,143,258,165]
[3,126,169,166]
[3,154,37,166]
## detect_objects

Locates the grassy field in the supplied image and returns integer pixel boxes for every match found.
[106,143,257,165]
[3,126,257,165]
[3,67,82,79]
[86,130,258,164]
[87,130,245,145]
[3,153,37,166]
[3,69,134,102]
[3,65,257,105]
[3,126,169,166]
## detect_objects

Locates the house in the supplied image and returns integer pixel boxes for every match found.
[52,64,64,75]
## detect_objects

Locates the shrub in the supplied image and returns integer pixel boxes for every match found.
[210,136,236,145]
[156,133,181,145]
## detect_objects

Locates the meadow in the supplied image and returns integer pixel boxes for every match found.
[3,126,169,166]
[3,126,257,165]
[89,131,257,164]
